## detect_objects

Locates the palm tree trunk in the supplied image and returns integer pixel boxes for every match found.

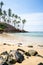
[22,24,24,30]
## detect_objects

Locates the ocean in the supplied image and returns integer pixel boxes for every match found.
[7,32,43,45]
[13,32,43,37]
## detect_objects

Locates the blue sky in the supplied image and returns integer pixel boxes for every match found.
[0,0,43,31]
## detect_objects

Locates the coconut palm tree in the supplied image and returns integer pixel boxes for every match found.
[12,13,15,22]
[2,10,7,22]
[16,21,20,29]
[0,1,4,9]
[15,14,18,19]
[0,8,2,21]
[8,8,12,23]
[3,10,7,16]
[13,20,16,28]
[12,13,15,17]
[18,16,21,20]
[0,1,4,22]
[22,19,26,30]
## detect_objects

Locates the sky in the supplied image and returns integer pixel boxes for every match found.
[0,0,43,31]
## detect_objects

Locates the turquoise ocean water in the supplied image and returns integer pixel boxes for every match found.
[8,32,43,45]
[14,32,43,37]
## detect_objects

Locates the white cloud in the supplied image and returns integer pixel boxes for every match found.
[19,13,43,31]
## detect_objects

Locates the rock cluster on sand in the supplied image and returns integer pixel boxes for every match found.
[0,49,43,65]
[0,50,24,65]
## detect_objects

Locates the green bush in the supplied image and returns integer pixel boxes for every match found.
[0,23,7,29]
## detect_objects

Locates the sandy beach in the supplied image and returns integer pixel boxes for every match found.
[0,33,43,65]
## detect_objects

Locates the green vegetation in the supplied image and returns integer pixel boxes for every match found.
[0,1,26,31]
[0,23,7,32]
[0,28,4,30]
[0,23,7,29]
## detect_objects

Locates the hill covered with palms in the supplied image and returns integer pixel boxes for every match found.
[0,1,27,33]
[0,22,27,33]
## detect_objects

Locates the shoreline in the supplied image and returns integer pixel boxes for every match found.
[0,33,43,46]
[0,33,43,65]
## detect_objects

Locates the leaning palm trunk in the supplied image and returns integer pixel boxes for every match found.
[22,24,24,30]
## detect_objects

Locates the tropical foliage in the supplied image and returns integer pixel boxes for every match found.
[0,1,26,30]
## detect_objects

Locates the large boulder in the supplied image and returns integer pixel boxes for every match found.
[28,50,38,56]
[15,51,24,63]
[8,50,24,63]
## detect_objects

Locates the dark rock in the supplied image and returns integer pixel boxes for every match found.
[17,49,31,56]
[24,52,31,56]
[9,59,16,64]
[17,48,25,53]
[2,62,8,65]
[38,45,43,47]
[1,51,8,55]
[18,43,22,47]
[38,62,43,65]
[5,50,24,64]
[17,48,30,57]
[3,43,7,45]
[9,50,24,63]
[28,45,33,48]
[18,43,22,45]
[15,51,24,63]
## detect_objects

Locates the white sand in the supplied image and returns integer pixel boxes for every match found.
[0,33,43,65]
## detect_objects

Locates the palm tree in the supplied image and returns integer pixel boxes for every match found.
[0,1,4,9]
[13,20,16,28]
[16,21,20,29]
[3,10,7,16]
[8,8,12,23]
[2,10,7,22]
[15,14,18,19]
[12,13,15,17]
[0,1,4,22]
[18,16,21,20]
[0,8,2,21]
[12,13,15,21]
[22,19,26,30]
